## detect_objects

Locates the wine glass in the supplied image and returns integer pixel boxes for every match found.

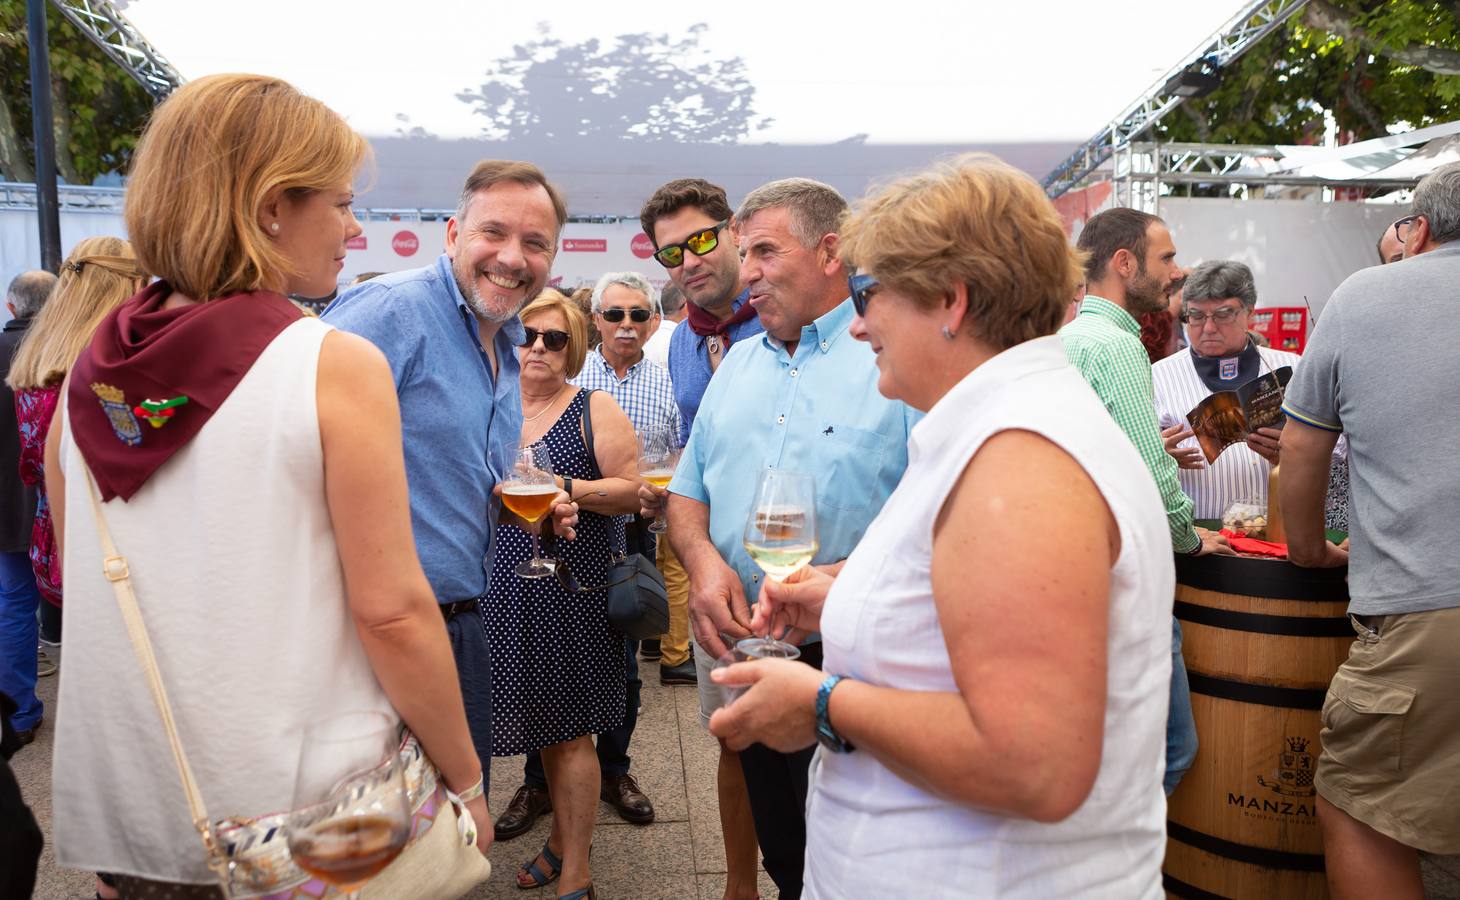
[741,469,818,657]
[638,424,680,534]
[714,638,801,706]
[502,442,558,579]
[287,711,411,898]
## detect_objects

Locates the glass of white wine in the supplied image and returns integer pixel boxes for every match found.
[741,468,817,657]
[638,423,680,534]
[502,442,558,579]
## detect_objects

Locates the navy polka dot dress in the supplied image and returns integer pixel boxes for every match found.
[484,389,626,755]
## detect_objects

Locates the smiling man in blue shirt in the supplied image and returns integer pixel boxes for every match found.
[325,161,575,805]
[665,178,917,899]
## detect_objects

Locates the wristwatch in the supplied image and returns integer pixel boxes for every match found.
[562,476,574,501]
[815,675,855,753]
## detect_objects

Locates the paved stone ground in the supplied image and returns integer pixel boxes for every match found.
[13,663,1460,899]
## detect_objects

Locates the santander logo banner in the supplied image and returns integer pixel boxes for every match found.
[346,236,367,250]
[563,238,607,253]
[630,233,655,259]
[391,231,420,257]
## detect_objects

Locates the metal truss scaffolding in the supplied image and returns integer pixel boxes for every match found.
[48,0,183,99]
[1043,0,1311,198]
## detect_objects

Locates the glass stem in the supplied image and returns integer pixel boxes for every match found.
[531,531,542,563]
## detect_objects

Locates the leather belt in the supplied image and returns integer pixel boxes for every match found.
[439,599,481,621]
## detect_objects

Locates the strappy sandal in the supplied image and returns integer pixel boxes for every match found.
[517,841,562,890]
[557,885,595,900]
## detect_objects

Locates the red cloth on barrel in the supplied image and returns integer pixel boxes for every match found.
[1218,528,1288,558]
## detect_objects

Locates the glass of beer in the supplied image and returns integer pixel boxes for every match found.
[638,423,680,534]
[742,469,818,656]
[287,711,411,898]
[503,441,559,579]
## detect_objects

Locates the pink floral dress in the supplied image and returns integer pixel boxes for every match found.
[16,385,61,606]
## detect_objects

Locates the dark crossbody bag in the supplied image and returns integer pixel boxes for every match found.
[580,389,670,639]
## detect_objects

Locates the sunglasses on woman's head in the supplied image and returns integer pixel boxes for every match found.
[653,219,730,268]
[519,327,570,352]
[599,307,654,323]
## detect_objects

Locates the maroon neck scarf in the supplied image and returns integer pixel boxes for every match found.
[685,291,758,348]
[69,281,304,501]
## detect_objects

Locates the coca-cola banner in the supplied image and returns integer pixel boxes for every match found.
[339,220,667,292]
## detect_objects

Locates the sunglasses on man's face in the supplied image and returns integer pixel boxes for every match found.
[653,220,730,268]
[848,273,880,317]
[599,307,654,323]
[519,327,570,352]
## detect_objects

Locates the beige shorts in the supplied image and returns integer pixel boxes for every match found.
[1316,605,1460,853]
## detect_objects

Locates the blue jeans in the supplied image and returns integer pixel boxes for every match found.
[526,635,640,786]
[0,551,43,732]
[1165,617,1198,795]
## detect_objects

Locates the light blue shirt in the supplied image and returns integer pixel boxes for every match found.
[670,298,919,605]
[666,290,764,446]
[323,253,525,603]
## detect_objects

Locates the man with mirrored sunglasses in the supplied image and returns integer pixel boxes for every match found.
[636,178,763,900]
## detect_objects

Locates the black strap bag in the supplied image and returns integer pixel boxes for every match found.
[580,390,670,640]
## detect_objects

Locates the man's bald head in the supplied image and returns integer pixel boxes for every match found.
[6,270,57,319]
[1377,221,1405,265]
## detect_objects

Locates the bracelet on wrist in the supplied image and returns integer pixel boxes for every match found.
[449,772,485,803]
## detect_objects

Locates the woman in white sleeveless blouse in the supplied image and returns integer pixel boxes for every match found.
[44,75,493,897]
[709,156,1173,898]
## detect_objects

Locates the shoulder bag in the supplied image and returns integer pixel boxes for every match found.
[81,469,491,899]
[580,390,670,640]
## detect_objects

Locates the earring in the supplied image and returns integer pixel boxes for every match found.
[941,326,957,340]
[269,222,280,233]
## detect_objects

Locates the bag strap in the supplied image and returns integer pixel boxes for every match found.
[580,387,603,480]
[81,468,233,897]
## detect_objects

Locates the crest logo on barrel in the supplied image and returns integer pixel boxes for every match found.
[1257,736,1315,797]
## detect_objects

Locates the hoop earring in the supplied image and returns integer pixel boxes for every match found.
[941,326,957,340]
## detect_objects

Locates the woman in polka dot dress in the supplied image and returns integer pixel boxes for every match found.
[485,292,643,900]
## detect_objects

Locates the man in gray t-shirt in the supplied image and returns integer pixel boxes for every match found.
[1279,161,1460,897]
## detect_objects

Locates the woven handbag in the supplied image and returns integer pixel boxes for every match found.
[82,469,491,899]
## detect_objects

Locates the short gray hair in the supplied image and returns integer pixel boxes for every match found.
[736,178,848,249]
[6,270,57,319]
[659,281,685,316]
[590,271,659,315]
[1182,259,1257,309]
[1413,161,1460,246]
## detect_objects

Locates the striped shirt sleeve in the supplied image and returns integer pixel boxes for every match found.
[1088,343,1201,554]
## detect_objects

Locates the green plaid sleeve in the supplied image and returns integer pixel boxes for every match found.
[1083,343,1200,554]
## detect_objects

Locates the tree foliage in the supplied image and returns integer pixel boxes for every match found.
[457,23,772,144]
[1158,0,1460,145]
[0,0,154,183]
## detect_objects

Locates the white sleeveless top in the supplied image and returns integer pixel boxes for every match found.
[807,336,1172,900]
[52,317,395,883]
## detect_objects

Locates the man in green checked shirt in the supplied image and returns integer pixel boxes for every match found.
[1060,207,1233,797]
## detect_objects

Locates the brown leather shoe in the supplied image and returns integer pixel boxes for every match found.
[600,773,654,825]
[494,784,552,841]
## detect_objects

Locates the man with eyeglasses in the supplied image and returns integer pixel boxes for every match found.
[635,178,764,900]
[1060,208,1233,802]
[1150,260,1302,519]
[1280,162,1460,900]
[1376,216,1411,265]
[325,161,578,824]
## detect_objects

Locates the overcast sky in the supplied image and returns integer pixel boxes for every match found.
[122,1,1242,145]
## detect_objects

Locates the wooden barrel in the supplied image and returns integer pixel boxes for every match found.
[1163,553,1351,900]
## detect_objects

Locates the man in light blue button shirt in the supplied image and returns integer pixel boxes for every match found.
[665,179,917,899]
[325,161,576,796]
